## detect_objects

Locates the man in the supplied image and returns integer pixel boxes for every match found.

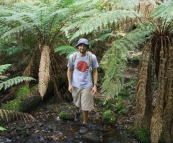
[67,38,99,134]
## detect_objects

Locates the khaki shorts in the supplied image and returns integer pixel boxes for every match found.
[72,86,94,111]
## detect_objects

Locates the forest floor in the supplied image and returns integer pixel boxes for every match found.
[0,92,139,143]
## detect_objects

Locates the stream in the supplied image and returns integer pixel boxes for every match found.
[0,96,140,143]
[0,108,140,143]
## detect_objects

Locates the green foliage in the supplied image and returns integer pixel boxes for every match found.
[152,0,173,21]
[134,127,150,143]
[1,85,40,112]
[54,45,77,59]
[115,0,140,9]
[0,126,6,131]
[102,110,116,125]
[114,102,127,115]
[105,97,127,115]
[0,1,73,58]
[65,10,141,41]
[0,76,35,90]
[59,111,74,120]
[0,64,11,75]
[100,24,154,97]
[46,104,58,110]
[0,64,35,90]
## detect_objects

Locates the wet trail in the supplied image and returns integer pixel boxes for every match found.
[0,100,139,143]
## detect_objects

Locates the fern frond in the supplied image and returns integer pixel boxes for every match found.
[0,109,35,123]
[45,8,70,21]
[152,0,173,21]
[0,76,35,90]
[71,0,101,8]
[101,24,154,96]
[90,32,117,45]
[0,23,36,39]
[0,76,8,83]
[0,64,11,75]
[65,10,141,41]
[116,0,140,9]
[0,5,15,16]
[54,46,77,59]
[73,9,100,19]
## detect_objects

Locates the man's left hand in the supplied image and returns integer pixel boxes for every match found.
[91,86,97,95]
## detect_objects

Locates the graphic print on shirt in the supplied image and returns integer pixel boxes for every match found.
[77,61,88,72]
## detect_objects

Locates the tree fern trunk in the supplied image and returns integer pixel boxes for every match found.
[135,41,151,129]
[144,57,153,131]
[38,45,50,99]
[150,39,166,143]
[162,45,173,143]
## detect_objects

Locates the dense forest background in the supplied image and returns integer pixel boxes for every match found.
[0,0,173,143]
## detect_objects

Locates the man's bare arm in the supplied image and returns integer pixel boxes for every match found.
[67,67,73,93]
[91,68,98,95]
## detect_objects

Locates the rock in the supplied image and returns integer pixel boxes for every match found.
[82,130,103,142]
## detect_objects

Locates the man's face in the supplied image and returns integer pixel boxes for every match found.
[78,43,88,54]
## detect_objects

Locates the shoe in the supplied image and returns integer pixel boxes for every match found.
[79,123,88,134]
[74,112,80,122]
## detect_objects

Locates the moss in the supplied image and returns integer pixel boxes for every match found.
[134,127,150,143]
[59,111,74,120]
[46,104,58,110]
[0,85,41,112]
[102,110,116,125]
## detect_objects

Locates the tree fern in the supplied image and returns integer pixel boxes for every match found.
[63,10,141,41]
[101,24,155,96]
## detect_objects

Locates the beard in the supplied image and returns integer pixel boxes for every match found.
[79,49,86,54]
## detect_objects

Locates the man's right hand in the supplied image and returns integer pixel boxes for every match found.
[68,85,73,93]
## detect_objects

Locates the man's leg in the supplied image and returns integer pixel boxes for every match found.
[74,106,81,122]
[79,86,94,134]
[72,87,81,122]
[82,110,88,124]
[79,110,89,134]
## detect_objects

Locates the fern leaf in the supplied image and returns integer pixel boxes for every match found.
[67,10,141,41]
[0,76,35,90]
[101,24,154,96]
[71,0,101,8]
[116,0,140,9]
[0,109,35,123]
[90,32,117,44]
[0,64,11,74]
[0,76,8,82]
[0,23,36,39]
[54,46,77,58]
[152,0,173,21]
[74,9,100,19]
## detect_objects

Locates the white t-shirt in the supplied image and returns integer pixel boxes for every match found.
[67,52,99,88]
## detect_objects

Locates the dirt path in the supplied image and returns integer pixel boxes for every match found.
[0,99,139,143]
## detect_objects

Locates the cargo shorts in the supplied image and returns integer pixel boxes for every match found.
[72,86,94,111]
